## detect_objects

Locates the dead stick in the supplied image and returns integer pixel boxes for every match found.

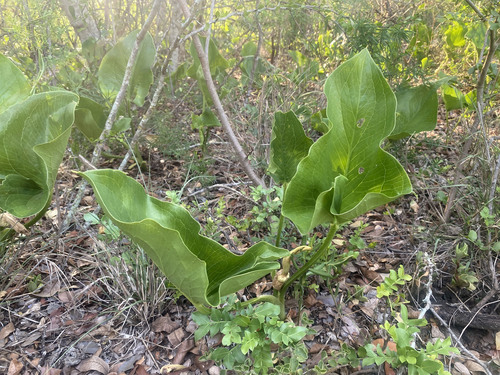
[178,0,266,188]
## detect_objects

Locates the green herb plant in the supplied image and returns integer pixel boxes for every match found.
[358,266,459,375]
[77,49,445,372]
[1,44,447,373]
[192,295,312,375]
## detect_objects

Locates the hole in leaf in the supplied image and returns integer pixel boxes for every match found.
[358,167,365,174]
[357,118,365,128]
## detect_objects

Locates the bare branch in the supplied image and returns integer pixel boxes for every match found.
[61,0,162,232]
[178,0,266,187]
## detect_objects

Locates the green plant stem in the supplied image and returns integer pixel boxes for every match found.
[277,222,338,319]
[274,183,288,247]
[193,303,211,315]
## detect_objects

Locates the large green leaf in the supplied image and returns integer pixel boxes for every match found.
[389,85,438,140]
[74,97,131,140]
[268,111,313,184]
[0,54,31,113]
[74,96,107,140]
[282,50,412,234]
[0,91,78,217]
[81,170,288,307]
[98,30,155,106]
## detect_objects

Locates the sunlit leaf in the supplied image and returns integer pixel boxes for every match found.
[283,50,412,234]
[0,54,31,113]
[81,170,288,307]
[445,21,467,48]
[0,91,78,217]
[442,84,469,110]
[98,30,155,106]
[191,108,221,130]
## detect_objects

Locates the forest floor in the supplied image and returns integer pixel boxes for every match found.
[0,102,499,375]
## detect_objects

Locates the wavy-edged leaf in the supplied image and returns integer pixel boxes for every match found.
[268,111,313,184]
[0,54,31,113]
[283,50,412,234]
[389,85,438,140]
[98,30,155,106]
[81,170,288,307]
[0,91,78,217]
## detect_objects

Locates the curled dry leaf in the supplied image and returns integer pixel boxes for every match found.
[0,322,15,340]
[0,213,28,234]
[172,339,194,365]
[76,355,109,374]
[453,361,471,375]
[167,327,185,347]
[152,315,179,333]
[41,367,62,375]
[464,360,488,373]
[33,279,61,298]
[160,364,187,374]
[7,357,23,375]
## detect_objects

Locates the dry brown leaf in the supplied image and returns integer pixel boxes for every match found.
[303,293,319,308]
[464,360,487,373]
[384,362,396,375]
[308,342,324,354]
[360,298,379,318]
[135,364,150,375]
[45,209,59,226]
[33,279,61,298]
[0,322,15,340]
[453,362,471,375]
[167,328,185,347]
[57,290,75,304]
[360,267,383,284]
[372,338,397,352]
[172,339,194,365]
[76,355,109,374]
[350,220,364,228]
[496,331,500,351]
[431,324,445,339]
[7,357,23,375]
[20,332,41,347]
[410,200,419,213]
[152,316,179,333]
[160,364,187,374]
[90,324,115,337]
[0,212,28,234]
[41,367,62,375]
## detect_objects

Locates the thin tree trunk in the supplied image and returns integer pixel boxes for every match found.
[61,0,162,232]
[178,0,266,188]
[58,0,100,44]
